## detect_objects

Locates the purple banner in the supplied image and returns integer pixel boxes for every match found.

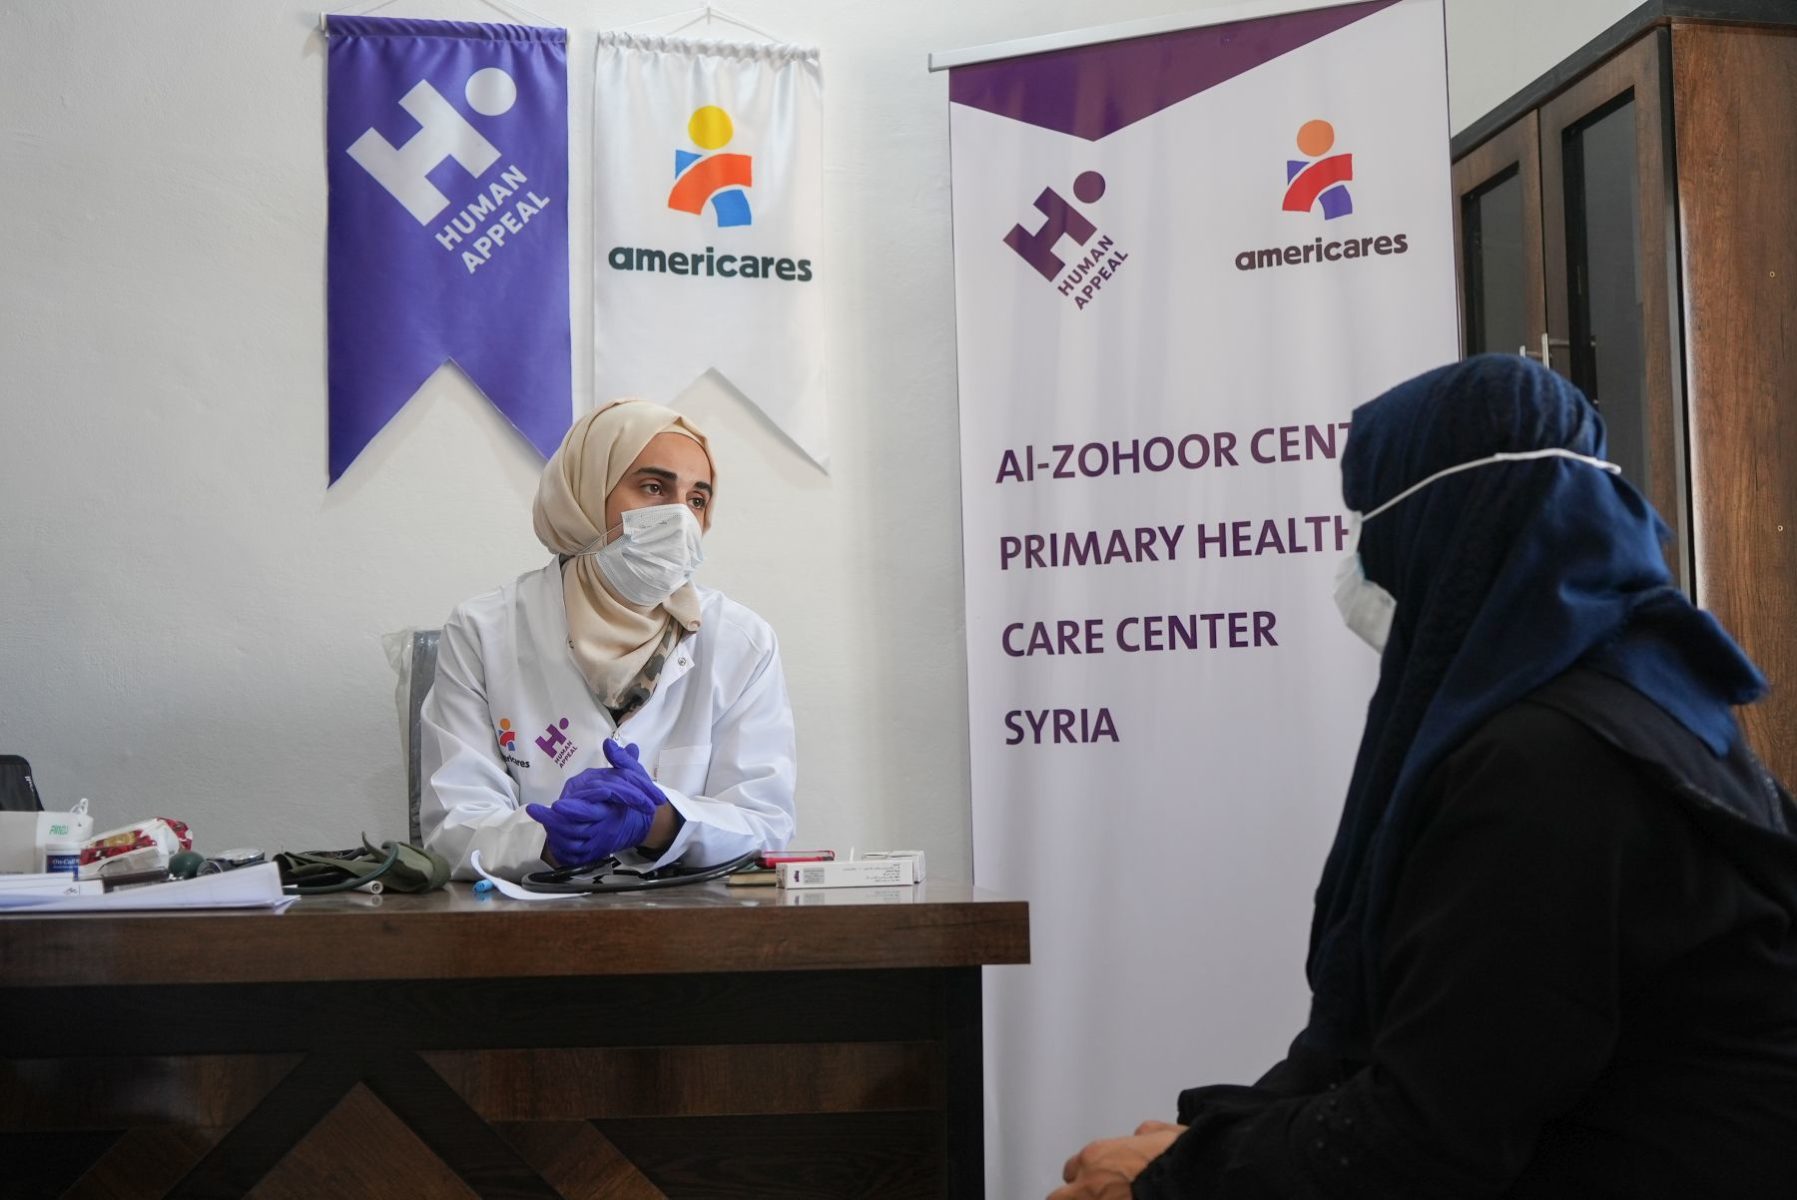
[326,16,571,482]
[948,1,1400,142]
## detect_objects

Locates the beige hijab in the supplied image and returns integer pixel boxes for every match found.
[532,399,714,708]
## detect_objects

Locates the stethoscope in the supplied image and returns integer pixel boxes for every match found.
[519,849,760,893]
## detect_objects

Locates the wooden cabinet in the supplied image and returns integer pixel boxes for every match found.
[1452,1,1797,784]
[1539,31,1689,584]
[1452,114,1545,364]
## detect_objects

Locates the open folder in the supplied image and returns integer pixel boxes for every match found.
[0,862,294,914]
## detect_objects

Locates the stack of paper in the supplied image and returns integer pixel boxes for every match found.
[0,873,102,905]
[0,863,294,914]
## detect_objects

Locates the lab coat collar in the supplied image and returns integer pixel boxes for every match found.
[535,560,703,705]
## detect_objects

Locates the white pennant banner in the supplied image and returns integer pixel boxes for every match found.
[593,33,828,469]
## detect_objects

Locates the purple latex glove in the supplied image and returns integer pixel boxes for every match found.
[526,740,668,866]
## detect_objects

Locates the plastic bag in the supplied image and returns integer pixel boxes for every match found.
[79,817,192,881]
[382,627,421,779]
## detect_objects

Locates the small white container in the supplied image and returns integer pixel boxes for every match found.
[43,839,82,875]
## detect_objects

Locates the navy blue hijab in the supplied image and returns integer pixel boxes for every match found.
[1302,355,1768,1059]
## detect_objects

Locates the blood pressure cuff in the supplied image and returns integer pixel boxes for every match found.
[275,836,450,893]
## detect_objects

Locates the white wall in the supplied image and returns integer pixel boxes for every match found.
[1445,0,1642,133]
[0,0,1639,874]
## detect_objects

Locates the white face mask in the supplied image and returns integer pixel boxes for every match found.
[1333,514,1396,653]
[579,503,705,607]
[1334,447,1621,654]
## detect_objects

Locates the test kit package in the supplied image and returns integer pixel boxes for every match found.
[778,851,925,889]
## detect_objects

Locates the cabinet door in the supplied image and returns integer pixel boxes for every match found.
[1541,29,1689,590]
[1452,113,1545,359]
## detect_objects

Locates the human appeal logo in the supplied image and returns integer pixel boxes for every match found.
[535,717,579,768]
[669,105,753,227]
[347,67,554,274]
[1283,119,1354,219]
[1234,118,1410,274]
[1002,171,1130,312]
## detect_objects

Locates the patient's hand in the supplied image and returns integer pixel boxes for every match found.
[1049,1122,1185,1199]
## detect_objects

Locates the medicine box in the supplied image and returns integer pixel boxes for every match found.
[777,851,925,889]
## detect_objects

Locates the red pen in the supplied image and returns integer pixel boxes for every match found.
[756,849,836,868]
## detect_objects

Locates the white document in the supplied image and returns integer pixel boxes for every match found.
[0,874,102,905]
[0,862,294,913]
[469,849,586,901]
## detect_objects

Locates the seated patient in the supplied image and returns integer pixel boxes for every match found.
[419,398,796,880]
[1055,356,1797,1199]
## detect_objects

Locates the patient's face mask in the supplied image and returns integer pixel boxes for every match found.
[1334,447,1621,654]
[579,503,705,607]
[1333,516,1397,653]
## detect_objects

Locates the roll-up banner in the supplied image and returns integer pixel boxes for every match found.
[939,1,1455,1191]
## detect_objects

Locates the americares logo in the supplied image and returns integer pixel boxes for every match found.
[496,718,531,769]
[608,104,813,284]
[1233,119,1410,274]
[1001,171,1130,312]
[669,106,753,227]
[1283,119,1353,219]
[347,67,556,275]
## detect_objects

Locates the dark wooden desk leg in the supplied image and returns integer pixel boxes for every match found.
[944,968,985,1200]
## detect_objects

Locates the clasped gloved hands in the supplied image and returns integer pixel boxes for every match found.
[527,739,669,867]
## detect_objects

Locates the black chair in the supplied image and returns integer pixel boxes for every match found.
[0,755,43,813]
[403,629,441,845]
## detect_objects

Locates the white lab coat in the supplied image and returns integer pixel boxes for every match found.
[418,561,796,880]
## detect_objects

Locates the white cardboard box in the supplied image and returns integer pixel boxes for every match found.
[777,851,925,889]
[0,808,95,874]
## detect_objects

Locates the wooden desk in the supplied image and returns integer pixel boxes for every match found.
[0,881,1029,1199]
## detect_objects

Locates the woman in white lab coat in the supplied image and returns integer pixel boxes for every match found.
[418,399,796,880]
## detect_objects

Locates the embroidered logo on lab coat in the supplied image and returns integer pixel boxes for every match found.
[496,718,532,770]
[535,718,579,768]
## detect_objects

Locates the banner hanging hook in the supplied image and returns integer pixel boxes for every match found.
[619,4,788,43]
[320,0,559,35]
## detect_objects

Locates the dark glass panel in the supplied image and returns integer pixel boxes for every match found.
[1462,169,1526,356]
[1564,100,1647,490]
